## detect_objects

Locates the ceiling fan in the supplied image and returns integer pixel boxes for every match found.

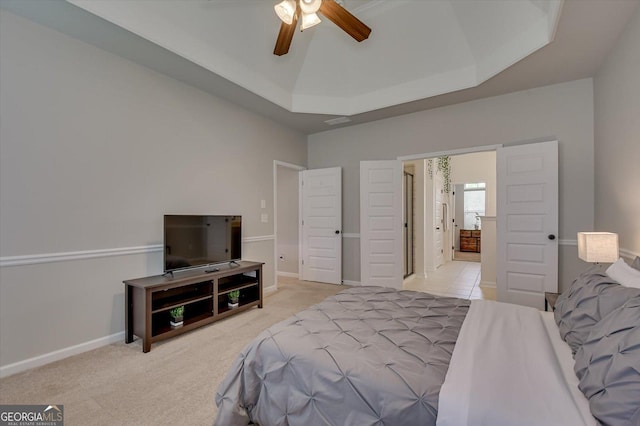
[273,0,372,56]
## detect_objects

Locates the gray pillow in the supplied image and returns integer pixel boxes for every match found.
[632,256,640,271]
[554,267,640,353]
[573,296,640,426]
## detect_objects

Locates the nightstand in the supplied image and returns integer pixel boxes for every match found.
[544,292,560,312]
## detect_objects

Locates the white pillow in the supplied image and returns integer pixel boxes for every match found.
[606,258,640,288]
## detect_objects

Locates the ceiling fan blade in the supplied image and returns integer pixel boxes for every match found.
[319,0,371,42]
[274,14,298,56]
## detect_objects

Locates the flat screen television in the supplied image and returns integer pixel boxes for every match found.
[163,215,241,273]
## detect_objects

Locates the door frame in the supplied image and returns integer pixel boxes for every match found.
[398,145,502,273]
[273,160,306,291]
[398,145,503,162]
[433,171,445,269]
[398,142,560,307]
[403,169,415,278]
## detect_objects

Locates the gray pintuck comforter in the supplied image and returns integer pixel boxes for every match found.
[215,286,470,426]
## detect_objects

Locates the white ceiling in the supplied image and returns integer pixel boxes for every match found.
[66,0,563,116]
[2,0,638,134]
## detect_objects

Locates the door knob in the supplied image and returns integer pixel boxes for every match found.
[548,234,556,240]
[436,227,441,230]
[335,230,341,234]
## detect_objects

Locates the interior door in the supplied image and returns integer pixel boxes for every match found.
[300,167,342,284]
[360,160,403,289]
[497,140,558,309]
[433,173,445,268]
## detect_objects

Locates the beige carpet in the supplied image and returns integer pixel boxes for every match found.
[0,279,344,425]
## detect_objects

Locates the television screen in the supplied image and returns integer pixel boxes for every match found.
[163,215,241,272]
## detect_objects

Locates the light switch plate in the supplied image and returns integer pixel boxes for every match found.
[261,199,266,209]
[261,213,268,223]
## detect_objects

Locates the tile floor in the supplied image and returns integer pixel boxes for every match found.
[280,260,496,301]
[403,260,496,300]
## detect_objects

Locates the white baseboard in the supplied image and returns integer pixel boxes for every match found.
[0,331,125,378]
[263,284,278,295]
[277,271,299,278]
[342,280,361,286]
[479,281,497,288]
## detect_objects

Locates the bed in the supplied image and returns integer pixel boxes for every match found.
[215,260,640,426]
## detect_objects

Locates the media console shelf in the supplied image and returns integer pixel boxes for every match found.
[124,260,263,352]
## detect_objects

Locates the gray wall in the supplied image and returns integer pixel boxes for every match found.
[594,5,640,258]
[0,11,306,368]
[4,2,636,373]
[276,165,300,274]
[308,79,595,288]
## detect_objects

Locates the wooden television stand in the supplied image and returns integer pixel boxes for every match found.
[124,260,263,352]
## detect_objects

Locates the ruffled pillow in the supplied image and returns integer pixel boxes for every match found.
[554,267,640,353]
[574,296,640,425]
[606,258,640,289]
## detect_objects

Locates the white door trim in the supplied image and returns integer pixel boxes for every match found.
[273,160,306,291]
[399,144,503,275]
[398,144,503,162]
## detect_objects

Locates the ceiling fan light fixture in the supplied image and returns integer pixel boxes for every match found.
[299,0,322,15]
[273,0,371,56]
[300,12,321,30]
[274,0,296,25]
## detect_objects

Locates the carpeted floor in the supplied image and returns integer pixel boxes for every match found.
[0,279,344,425]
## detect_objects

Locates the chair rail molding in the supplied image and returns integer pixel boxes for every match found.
[342,233,360,238]
[558,239,637,260]
[0,235,276,267]
[0,245,163,268]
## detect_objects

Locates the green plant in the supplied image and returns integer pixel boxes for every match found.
[228,290,240,302]
[436,155,451,193]
[427,159,434,178]
[426,156,451,193]
[170,306,184,319]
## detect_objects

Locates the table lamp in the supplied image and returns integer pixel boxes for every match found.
[577,232,619,264]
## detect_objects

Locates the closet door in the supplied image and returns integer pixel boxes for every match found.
[300,167,342,284]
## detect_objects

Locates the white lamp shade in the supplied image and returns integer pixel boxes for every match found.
[299,0,322,14]
[274,0,296,25]
[577,232,619,263]
[300,12,321,30]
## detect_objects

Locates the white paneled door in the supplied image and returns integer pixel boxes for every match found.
[360,160,403,290]
[433,173,445,269]
[301,167,342,284]
[497,140,558,309]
